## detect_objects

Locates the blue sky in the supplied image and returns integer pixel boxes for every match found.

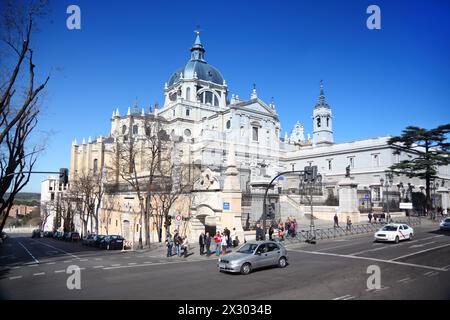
[15,0,450,192]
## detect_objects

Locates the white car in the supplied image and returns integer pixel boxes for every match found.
[374,223,414,243]
[440,218,450,231]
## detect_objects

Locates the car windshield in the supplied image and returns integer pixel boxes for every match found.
[237,243,258,254]
[382,225,398,231]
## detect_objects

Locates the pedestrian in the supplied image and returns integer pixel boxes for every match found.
[285,219,290,238]
[224,227,231,248]
[214,231,222,256]
[346,216,352,231]
[231,228,238,247]
[268,225,274,241]
[368,212,372,224]
[221,232,228,254]
[278,226,285,241]
[174,230,182,257]
[165,232,173,257]
[334,214,339,228]
[205,232,211,256]
[182,236,189,258]
[198,232,205,255]
[255,223,263,241]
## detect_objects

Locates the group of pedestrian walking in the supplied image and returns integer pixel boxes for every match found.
[165,230,189,258]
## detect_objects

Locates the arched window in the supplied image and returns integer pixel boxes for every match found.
[122,125,127,134]
[145,126,151,136]
[317,117,321,128]
[326,116,330,127]
[186,87,191,101]
[132,125,138,135]
[226,120,231,129]
[93,159,98,174]
[205,91,213,105]
[214,95,219,106]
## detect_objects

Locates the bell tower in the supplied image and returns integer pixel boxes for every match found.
[313,80,334,146]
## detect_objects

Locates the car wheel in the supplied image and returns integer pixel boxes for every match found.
[395,236,399,244]
[240,263,252,275]
[278,257,287,268]
[409,233,413,241]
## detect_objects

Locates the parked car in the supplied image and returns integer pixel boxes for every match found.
[63,232,71,241]
[43,231,54,237]
[440,218,450,231]
[54,231,64,240]
[374,223,414,243]
[1,231,8,241]
[218,241,289,275]
[82,234,96,246]
[100,235,124,250]
[92,235,106,247]
[69,232,80,242]
[31,229,42,238]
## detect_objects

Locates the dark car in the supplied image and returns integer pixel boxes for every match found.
[1,231,8,241]
[82,234,96,246]
[63,232,71,241]
[31,229,42,238]
[43,231,54,237]
[54,231,64,240]
[69,232,80,242]
[100,235,124,250]
[93,235,106,247]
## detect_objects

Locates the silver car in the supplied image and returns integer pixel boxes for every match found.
[217,240,289,275]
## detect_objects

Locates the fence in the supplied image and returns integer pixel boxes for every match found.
[277,216,421,243]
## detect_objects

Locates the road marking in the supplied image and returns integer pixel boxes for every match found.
[443,265,450,271]
[333,294,355,300]
[79,259,88,262]
[92,265,104,269]
[316,243,360,252]
[94,258,103,261]
[397,277,412,283]
[409,241,437,249]
[63,260,73,263]
[290,249,447,272]
[103,258,211,270]
[128,262,137,265]
[28,264,38,267]
[424,271,439,277]
[33,272,45,276]
[111,264,121,267]
[79,267,86,270]
[31,239,79,259]
[366,286,390,292]
[46,262,56,265]
[143,261,153,264]
[391,243,450,261]
[9,276,23,280]
[11,266,21,270]
[54,270,65,273]
[18,241,39,264]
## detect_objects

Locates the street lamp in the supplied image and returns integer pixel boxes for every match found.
[380,172,394,223]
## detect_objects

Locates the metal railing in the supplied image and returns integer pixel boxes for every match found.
[274,217,422,243]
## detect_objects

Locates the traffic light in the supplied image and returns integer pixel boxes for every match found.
[304,166,318,182]
[59,168,69,185]
[164,216,172,229]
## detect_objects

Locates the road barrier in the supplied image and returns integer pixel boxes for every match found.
[279,217,422,243]
[121,240,133,252]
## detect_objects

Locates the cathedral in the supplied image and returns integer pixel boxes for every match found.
[59,32,450,241]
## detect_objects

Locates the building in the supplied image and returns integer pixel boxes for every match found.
[40,176,70,231]
[65,32,450,242]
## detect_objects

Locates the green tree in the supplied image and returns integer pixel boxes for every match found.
[388,124,450,214]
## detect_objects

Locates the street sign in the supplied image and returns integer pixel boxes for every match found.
[364,194,370,200]
[175,214,183,225]
[278,176,285,181]
[400,202,413,209]
[223,202,230,211]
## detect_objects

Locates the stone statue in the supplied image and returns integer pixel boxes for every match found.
[345,165,351,178]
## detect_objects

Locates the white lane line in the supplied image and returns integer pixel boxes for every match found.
[94,258,103,261]
[46,262,56,265]
[111,264,121,267]
[18,241,39,264]
[92,265,104,269]
[143,261,153,264]
[333,295,352,300]
[30,239,79,259]
[54,270,65,273]
[391,243,450,261]
[79,259,88,262]
[33,272,45,276]
[11,266,21,270]
[397,277,412,283]
[409,241,437,249]
[103,258,211,270]
[424,271,439,277]
[290,249,447,272]
[9,276,23,280]
[28,264,38,267]
[443,265,450,271]
[63,260,73,263]
[128,262,137,265]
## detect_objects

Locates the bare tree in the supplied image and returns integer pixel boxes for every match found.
[40,199,54,230]
[0,0,49,232]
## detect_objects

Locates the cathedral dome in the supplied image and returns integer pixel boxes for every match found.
[168,32,224,87]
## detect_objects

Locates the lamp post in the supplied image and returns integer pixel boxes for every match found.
[380,172,394,223]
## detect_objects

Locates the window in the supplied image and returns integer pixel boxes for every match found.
[349,157,355,169]
[252,127,259,141]
[132,125,138,135]
[372,154,380,167]
[186,108,190,116]
[205,91,213,105]
[267,243,279,252]
[51,193,55,201]
[93,159,98,174]
[116,220,118,227]
[173,109,176,117]
[186,87,190,101]
[122,125,127,134]
[49,186,53,191]
[326,116,330,127]
[373,187,381,201]
[328,160,333,171]
[214,95,219,106]
[145,126,151,136]
[226,120,231,129]
[317,117,321,128]
[184,129,191,137]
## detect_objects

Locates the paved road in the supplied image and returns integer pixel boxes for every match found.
[1,222,449,299]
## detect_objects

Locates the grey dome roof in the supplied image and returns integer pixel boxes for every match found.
[168,32,224,87]
[168,61,224,86]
